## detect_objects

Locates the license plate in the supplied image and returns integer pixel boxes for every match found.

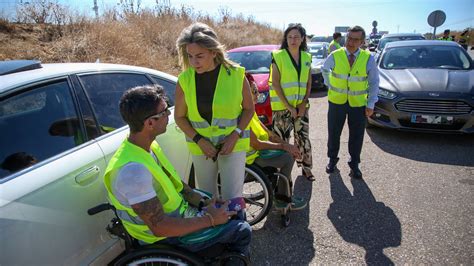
[410,114,454,124]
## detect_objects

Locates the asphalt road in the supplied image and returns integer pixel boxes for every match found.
[249,91,474,265]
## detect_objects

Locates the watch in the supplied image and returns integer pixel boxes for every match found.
[234,128,243,137]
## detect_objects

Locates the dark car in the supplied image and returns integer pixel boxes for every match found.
[375,33,425,54]
[227,45,279,126]
[369,40,474,133]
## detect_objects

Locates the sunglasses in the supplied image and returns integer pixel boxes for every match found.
[145,107,170,121]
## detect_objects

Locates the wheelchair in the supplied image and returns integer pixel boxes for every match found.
[87,203,250,266]
[188,163,290,227]
[244,164,294,227]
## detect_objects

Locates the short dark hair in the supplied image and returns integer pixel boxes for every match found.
[348,25,366,40]
[280,23,308,51]
[333,32,342,39]
[1,152,37,172]
[444,29,450,34]
[119,84,168,133]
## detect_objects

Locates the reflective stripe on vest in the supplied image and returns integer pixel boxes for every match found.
[270,49,311,111]
[178,65,250,155]
[104,139,187,243]
[328,48,370,107]
[246,113,269,165]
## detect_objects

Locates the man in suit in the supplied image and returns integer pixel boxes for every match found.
[321,25,379,179]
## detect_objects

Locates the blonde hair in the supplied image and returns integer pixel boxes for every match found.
[176,22,238,71]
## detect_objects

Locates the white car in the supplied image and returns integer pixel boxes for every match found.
[307,42,329,90]
[0,61,193,264]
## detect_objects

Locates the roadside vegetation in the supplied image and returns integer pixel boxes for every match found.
[0,0,281,76]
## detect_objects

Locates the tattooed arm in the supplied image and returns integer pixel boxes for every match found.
[131,197,212,237]
[180,182,206,207]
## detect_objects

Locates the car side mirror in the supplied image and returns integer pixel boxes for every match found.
[369,47,376,52]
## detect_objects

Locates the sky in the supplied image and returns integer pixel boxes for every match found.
[1,0,473,36]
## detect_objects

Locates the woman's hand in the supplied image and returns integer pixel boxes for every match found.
[296,102,307,117]
[197,138,218,159]
[287,106,298,118]
[218,131,240,155]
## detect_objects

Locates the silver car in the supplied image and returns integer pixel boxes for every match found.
[307,42,329,90]
[0,61,192,264]
[369,40,474,133]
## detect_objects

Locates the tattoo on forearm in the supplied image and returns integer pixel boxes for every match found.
[132,198,165,228]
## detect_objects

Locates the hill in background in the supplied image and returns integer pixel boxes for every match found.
[0,1,282,76]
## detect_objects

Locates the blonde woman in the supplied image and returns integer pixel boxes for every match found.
[174,22,254,204]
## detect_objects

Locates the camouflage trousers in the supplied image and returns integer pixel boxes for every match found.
[271,108,313,174]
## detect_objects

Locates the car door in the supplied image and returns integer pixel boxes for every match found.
[0,78,110,265]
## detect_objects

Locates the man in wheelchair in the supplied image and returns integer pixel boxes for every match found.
[103,85,251,260]
[247,81,307,210]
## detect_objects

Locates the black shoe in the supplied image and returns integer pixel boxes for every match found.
[349,168,363,179]
[326,158,339,173]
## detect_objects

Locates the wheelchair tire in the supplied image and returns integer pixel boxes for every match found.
[243,165,273,226]
[114,247,202,266]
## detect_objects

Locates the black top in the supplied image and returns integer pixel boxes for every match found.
[195,64,221,124]
[272,49,302,82]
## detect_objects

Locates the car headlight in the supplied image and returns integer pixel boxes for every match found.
[256,91,268,104]
[378,88,397,99]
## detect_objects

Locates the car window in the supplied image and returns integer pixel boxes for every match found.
[78,73,154,133]
[381,46,471,70]
[309,45,326,59]
[150,76,176,106]
[0,80,80,179]
[227,51,272,74]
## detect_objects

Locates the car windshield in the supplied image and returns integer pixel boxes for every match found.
[308,45,326,59]
[227,51,272,74]
[381,45,472,70]
[378,36,425,50]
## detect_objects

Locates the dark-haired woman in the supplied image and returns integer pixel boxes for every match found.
[270,23,314,181]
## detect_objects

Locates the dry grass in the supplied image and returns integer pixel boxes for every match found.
[0,3,282,76]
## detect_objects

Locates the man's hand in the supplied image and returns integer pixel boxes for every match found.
[282,143,302,160]
[365,107,374,117]
[205,197,237,226]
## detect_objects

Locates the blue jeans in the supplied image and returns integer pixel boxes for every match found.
[159,219,252,256]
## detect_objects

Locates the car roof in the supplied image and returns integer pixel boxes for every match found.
[384,40,459,49]
[0,62,176,94]
[227,45,279,52]
[381,33,424,38]
[308,42,329,46]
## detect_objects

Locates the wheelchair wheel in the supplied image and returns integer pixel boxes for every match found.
[243,165,273,225]
[114,247,202,266]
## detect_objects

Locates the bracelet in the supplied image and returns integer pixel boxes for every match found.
[193,134,203,143]
[204,213,215,227]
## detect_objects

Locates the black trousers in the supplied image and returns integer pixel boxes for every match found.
[327,101,366,168]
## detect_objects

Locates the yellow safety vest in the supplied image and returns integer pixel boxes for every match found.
[329,40,342,50]
[246,113,269,165]
[270,49,311,111]
[104,139,187,243]
[178,65,250,155]
[328,48,370,107]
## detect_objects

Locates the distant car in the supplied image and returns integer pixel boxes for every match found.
[375,33,425,54]
[307,42,329,90]
[227,45,279,126]
[368,34,383,51]
[0,61,193,264]
[369,40,474,133]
